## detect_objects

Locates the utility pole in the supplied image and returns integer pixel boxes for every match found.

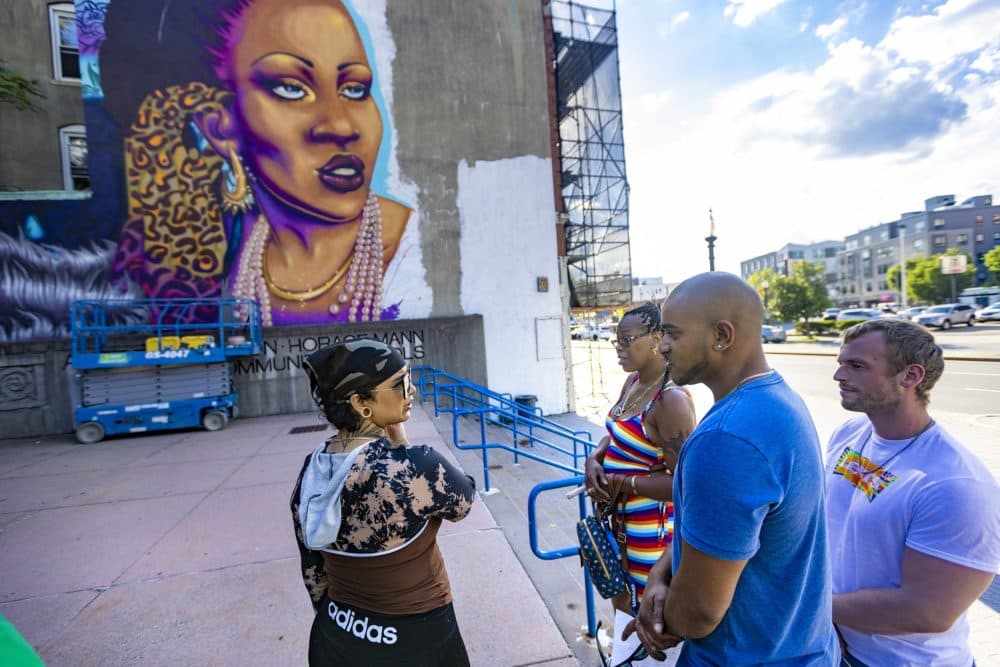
[706,208,717,272]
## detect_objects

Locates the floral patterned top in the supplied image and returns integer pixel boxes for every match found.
[291,437,476,611]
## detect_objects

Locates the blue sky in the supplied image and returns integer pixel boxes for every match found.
[614,0,1000,281]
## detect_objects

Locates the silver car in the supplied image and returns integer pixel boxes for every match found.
[761,325,786,343]
[914,304,975,329]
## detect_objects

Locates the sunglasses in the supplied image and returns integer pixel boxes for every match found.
[371,370,413,396]
[613,332,653,349]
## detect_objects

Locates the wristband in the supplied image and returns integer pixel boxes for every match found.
[630,475,639,496]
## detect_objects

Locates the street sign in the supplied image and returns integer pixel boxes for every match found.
[940,255,967,275]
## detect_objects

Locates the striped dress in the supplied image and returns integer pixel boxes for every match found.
[603,381,680,601]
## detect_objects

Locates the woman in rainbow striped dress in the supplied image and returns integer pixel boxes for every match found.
[584,303,697,616]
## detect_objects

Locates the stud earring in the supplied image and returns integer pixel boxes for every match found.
[220,147,255,213]
[714,343,723,350]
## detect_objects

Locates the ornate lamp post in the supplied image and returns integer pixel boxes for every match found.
[706,208,717,272]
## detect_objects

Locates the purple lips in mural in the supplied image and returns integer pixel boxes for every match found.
[317,154,367,193]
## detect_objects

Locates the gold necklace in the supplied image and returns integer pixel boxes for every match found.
[263,250,353,302]
[733,369,773,391]
[611,376,662,418]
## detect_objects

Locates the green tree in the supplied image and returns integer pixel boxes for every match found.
[747,268,779,322]
[891,249,975,304]
[984,246,1000,285]
[770,261,831,324]
[886,254,925,304]
[0,59,44,111]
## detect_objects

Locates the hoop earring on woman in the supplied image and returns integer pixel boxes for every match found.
[360,407,373,419]
[220,147,255,213]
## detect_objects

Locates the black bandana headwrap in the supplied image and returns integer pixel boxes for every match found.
[303,340,406,405]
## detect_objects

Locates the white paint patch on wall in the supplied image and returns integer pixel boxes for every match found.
[457,156,568,414]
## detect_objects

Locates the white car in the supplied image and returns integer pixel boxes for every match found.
[835,308,884,323]
[974,302,1000,322]
[896,306,927,321]
[575,325,614,341]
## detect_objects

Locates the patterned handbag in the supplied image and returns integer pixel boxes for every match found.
[577,514,629,599]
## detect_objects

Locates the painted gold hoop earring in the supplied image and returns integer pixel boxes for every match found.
[360,407,373,419]
[220,147,255,213]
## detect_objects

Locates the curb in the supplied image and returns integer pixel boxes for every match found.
[764,347,1000,363]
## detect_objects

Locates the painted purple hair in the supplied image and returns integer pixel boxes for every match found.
[207,0,256,84]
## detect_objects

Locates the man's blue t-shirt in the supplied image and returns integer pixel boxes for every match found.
[672,372,838,666]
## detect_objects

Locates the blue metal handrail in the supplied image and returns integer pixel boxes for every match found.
[412,366,600,637]
[528,476,597,637]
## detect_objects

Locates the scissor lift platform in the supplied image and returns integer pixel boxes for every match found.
[69,298,263,443]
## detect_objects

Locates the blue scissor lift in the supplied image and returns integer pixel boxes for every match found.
[69,298,262,444]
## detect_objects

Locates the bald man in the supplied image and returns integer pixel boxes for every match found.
[627,272,839,665]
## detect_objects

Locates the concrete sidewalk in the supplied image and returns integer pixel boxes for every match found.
[0,405,574,666]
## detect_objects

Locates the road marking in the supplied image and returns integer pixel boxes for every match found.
[964,388,1000,393]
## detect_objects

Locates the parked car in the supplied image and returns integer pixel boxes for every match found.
[761,325,786,343]
[821,308,841,320]
[575,325,614,341]
[974,302,1000,322]
[896,306,927,321]
[835,308,884,323]
[914,303,975,329]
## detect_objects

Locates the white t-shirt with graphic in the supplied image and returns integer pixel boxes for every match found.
[825,416,1000,667]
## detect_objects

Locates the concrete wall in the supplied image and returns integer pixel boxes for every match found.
[0,0,86,191]
[0,316,485,438]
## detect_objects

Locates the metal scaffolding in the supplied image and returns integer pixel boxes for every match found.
[550,0,631,308]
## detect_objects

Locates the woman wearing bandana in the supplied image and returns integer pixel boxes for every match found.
[290,340,476,666]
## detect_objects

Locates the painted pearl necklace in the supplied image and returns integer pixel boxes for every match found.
[232,192,385,325]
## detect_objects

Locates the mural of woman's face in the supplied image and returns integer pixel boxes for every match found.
[228,0,383,223]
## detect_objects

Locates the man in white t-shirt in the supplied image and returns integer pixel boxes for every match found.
[826,318,1000,666]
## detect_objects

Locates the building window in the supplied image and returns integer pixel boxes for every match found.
[933,218,945,228]
[933,234,947,247]
[915,220,926,231]
[956,233,969,245]
[49,3,80,81]
[879,230,888,241]
[913,239,924,250]
[976,232,985,243]
[59,125,89,190]
[976,215,984,225]
[993,213,1000,224]
[994,232,1000,241]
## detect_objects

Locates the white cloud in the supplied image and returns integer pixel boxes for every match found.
[723,0,791,28]
[814,16,847,41]
[623,0,1000,283]
[879,0,1000,69]
[671,10,691,29]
